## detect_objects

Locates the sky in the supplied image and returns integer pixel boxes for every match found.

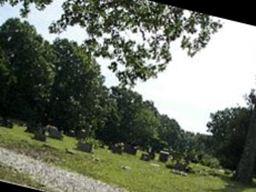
[1,1,256,134]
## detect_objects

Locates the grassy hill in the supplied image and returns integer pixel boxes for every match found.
[0,124,255,192]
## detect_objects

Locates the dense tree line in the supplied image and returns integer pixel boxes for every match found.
[0,18,209,153]
[207,91,256,183]
[2,0,254,185]
[3,19,255,184]
[207,107,250,170]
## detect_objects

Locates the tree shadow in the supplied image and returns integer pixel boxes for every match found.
[209,174,256,192]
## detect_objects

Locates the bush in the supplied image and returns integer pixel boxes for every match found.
[166,159,193,173]
[84,137,103,149]
[200,154,220,169]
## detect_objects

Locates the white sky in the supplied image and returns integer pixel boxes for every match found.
[1,1,256,134]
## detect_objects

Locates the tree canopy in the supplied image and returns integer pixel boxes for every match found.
[207,107,250,170]
[48,38,105,134]
[0,18,55,123]
[0,0,222,86]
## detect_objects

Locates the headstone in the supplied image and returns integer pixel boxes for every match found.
[121,165,131,170]
[77,129,87,140]
[77,141,93,153]
[93,157,100,162]
[124,144,138,155]
[172,169,188,176]
[140,153,151,161]
[173,161,190,173]
[25,122,38,133]
[33,127,46,142]
[159,151,170,162]
[111,143,124,154]
[150,163,160,167]
[66,130,76,137]
[65,148,76,155]
[149,152,155,160]
[147,147,156,160]
[46,125,63,140]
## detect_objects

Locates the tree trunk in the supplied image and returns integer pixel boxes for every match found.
[234,108,256,184]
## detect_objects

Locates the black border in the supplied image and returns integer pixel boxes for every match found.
[0,180,44,191]
[151,0,255,27]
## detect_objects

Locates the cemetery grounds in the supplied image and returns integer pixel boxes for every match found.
[0,124,256,192]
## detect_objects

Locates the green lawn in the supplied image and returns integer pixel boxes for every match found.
[0,125,255,192]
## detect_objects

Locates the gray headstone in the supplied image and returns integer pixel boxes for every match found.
[46,125,63,140]
[77,141,93,153]
[124,144,138,155]
[159,151,170,162]
[140,153,151,161]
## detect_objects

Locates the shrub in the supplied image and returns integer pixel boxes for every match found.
[84,137,102,149]
[200,154,220,169]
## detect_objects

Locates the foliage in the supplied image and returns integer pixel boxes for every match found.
[207,107,251,170]
[0,45,13,118]
[0,0,222,86]
[96,86,161,148]
[84,137,103,149]
[158,114,182,150]
[234,90,256,184]
[0,18,55,124]
[48,38,105,135]
[200,154,221,169]
[0,18,219,168]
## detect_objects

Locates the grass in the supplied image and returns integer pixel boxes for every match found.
[0,124,256,192]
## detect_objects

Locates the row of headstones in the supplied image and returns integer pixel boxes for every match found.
[28,125,94,153]
[1,120,191,175]
[109,143,170,163]
[28,123,190,174]
[26,125,64,141]
[1,120,190,173]
[109,143,192,174]
[26,125,89,140]
[0,119,190,163]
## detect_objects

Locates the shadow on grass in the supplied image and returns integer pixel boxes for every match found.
[209,174,256,192]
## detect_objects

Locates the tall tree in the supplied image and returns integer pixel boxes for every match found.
[95,88,122,144]
[97,86,162,148]
[132,103,160,147]
[0,18,55,124]
[0,0,222,86]
[49,38,105,134]
[207,107,250,170]
[158,114,182,151]
[0,45,14,119]
[235,90,256,184]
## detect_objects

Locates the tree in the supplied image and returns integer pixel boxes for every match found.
[207,90,256,183]
[49,38,105,134]
[158,114,182,150]
[207,107,250,170]
[235,90,256,184]
[0,45,14,119]
[95,89,122,144]
[0,18,55,124]
[106,87,145,144]
[0,0,222,86]
[132,104,160,147]
[96,86,162,148]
